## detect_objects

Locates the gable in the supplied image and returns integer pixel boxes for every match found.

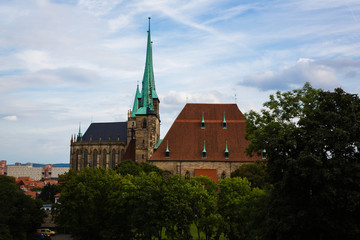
[151,103,260,162]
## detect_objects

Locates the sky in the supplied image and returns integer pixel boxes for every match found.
[1,0,360,164]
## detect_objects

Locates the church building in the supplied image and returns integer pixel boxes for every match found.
[70,19,261,181]
[70,18,160,171]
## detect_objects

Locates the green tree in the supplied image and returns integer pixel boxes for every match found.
[190,177,220,240]
[37,183,60,203]
[0,175,45,240]
[114,159,163,176]
[53,168,125,240]
[124,173,166,239]
[231,161,269,189]
[218,177,265,240]
[245,83,360,239]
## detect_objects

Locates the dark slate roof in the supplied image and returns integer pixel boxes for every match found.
[81,122,128,142]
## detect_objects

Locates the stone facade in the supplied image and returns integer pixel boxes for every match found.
[70,139,126,171]
[151,160,250,181]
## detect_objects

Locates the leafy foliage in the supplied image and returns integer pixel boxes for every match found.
[114,159,163,176]
[0,175,46,240]
[37,183,61,203]
[231,162,269,189]
[245,83,360,239]
[54,168,220,240]
[218,177,265,240]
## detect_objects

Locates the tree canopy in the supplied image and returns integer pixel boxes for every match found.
[245,83,360,239]
[0,175,45,240]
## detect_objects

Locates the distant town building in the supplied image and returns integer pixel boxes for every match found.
[5,164,69,181]
[0,160,6,175]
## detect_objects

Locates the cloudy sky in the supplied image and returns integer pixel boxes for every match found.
[1,0,360,164]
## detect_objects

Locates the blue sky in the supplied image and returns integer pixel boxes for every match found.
[1,0,360,164]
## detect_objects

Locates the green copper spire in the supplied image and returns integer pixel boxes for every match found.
[131,84,141,117]
[137,17,158,115]
[77,123,82,138]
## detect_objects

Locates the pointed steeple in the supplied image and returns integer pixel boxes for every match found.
[131,83,141,117]
[137,17,158,115]
[77,123,82,138]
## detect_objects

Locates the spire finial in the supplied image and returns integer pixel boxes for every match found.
[78,122,82,138]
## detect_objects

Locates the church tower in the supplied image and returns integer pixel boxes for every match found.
[128,17,160,162]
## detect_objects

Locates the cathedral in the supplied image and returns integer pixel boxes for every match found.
[70,19,261,181]
[70,18,160,171]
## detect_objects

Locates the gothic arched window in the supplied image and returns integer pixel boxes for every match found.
[75,150,79,171]
[142,119,147,128]
[93,149,98,167]
[111,149,116,168]
[121,149,125,161]
[103,149,107,168]
[84,150,88,167]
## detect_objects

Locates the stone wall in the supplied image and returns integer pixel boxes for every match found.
[150,160,252,181]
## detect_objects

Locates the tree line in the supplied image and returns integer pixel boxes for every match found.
[53,161,267,240]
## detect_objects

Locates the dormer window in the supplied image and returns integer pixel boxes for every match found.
[165,141,170,158]
[222,112,227,129]
[202,141,207,158]
[201,112,205,129]
[224,141,229,159]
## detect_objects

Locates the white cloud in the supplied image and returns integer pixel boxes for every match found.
[240,58,360,91]
[3,115,18,121]
[16,50,54,72]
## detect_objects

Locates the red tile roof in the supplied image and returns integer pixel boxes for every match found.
[25,191,38,198]
[151,103,261,162]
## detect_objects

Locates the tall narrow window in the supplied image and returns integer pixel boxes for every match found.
[84,150,88,167]
[221,171,226,179]
[103,150,107,168]
[121,149,125,161]
[93,150,98,167]
[142,119,147,128]
[75,150,79,171]
[111,149,116,168]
